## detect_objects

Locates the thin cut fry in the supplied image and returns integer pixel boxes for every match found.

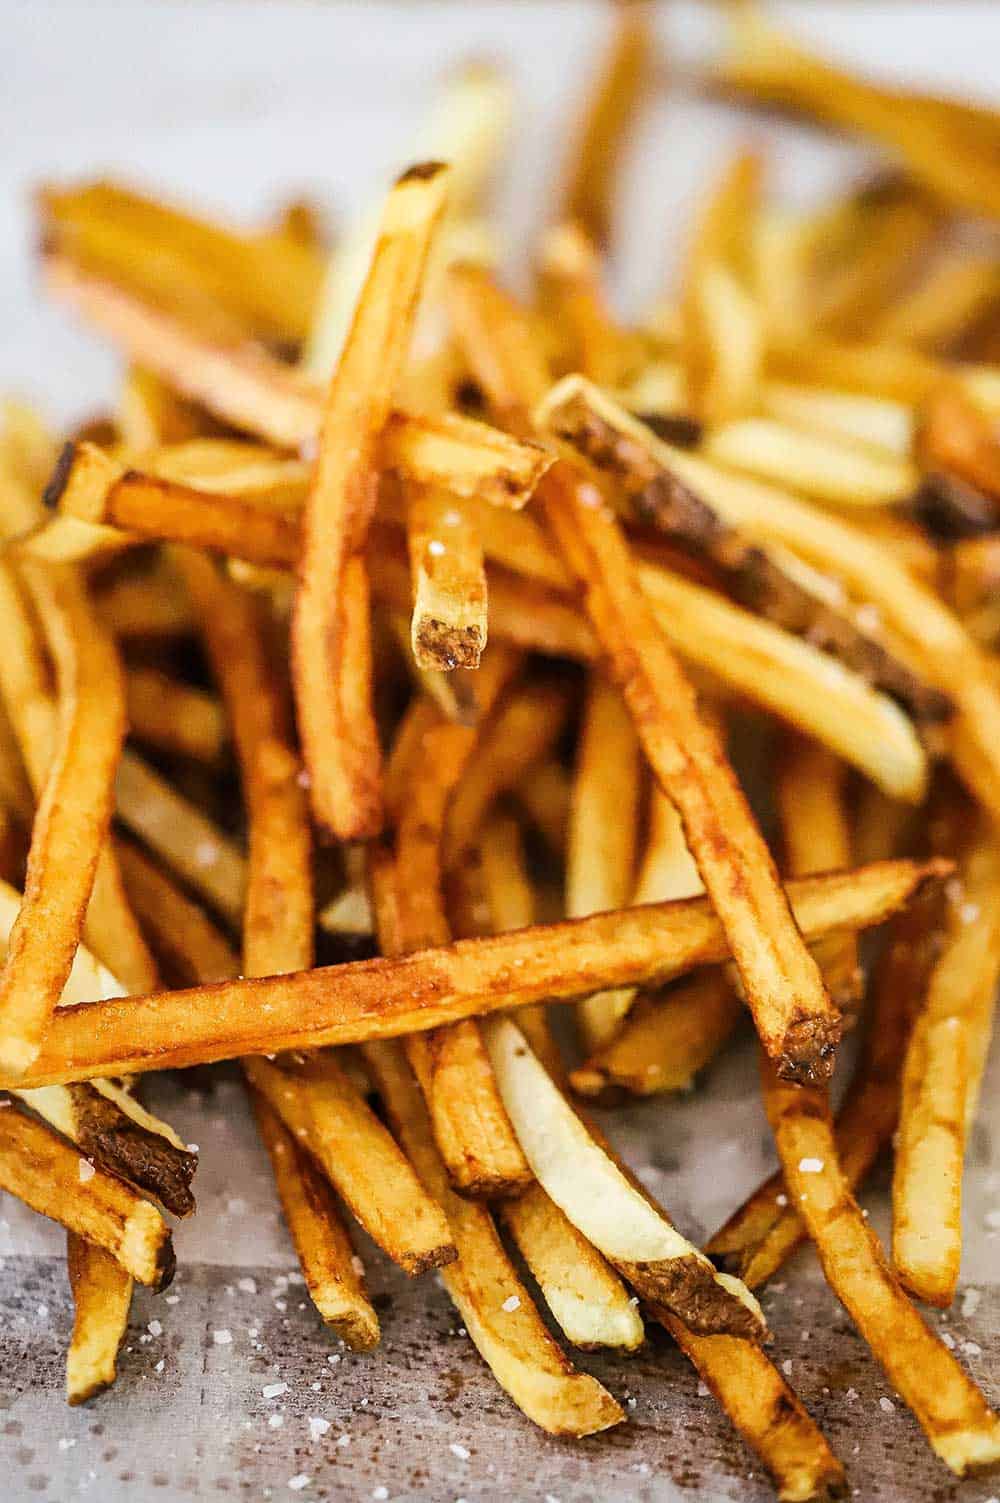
[567,677,642,1052]
[0,563,125,1073]
[513,759,571,856]
[115,751,246,927]
[917,384,1000,506]
[66,1236,133,1405]
[248,1091,380,1349]
[705,417,917,507]
[293,163,449,840]
[3,858,945,1088]
[893,805,1000,1306]
[484,1014,766,1339]
[125,667,226,763]
[763,1057,1000,1476]
[0,1101,173,1286]
[115,839,240,988]
[407,486,487,670]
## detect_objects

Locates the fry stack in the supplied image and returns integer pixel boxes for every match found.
[1,4,1000,1495]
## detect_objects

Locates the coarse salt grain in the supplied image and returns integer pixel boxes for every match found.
[269,1415,285,1429]
[961,1287,981,1318]
[351,1256,365,1276]
[961,1340,982,1357]
[288,1476,309,1492]
[336,1434,350,1448]
[775,1193,788,1207]
[148,1320,162,1337]
[58,1438,76,1451]
[782,1360,793,1376]
[78,1158,95,1183]
[942,1331,956,1349]
[372,1489,388,1500]
[501,1295,520,1312]
[155,1359,165,1373]
[427,540,446,557]
[213,1329,232,1346]
[308,1418,330,1442]
[697,1382,710,1398]
[879,1397,895,1414]
[328,1354,341,1366]
[165,1294,180,1305]
[449,1443,470,1461]
[798,1157,824,1174]
[262,1382,288,1400]
[845,1388,858,1401]
[238,1277,257,1294]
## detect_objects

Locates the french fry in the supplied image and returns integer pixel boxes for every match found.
[893,803,1000,1306]
[567,676,642,1052]
[660,1313,846,1503]
[292,163,449,840]
[762,1056,1000,1476]
[3,858,945,1088]
[760,380,913,458]
[125,667,226,763]
[392,711,532,1199]
[244,1052,456,1275]
[554,1,651,251]
[538,223,638,389]
[917,384,1000,507]
[485,1013,766,1338]
[0,563,125,1073]
[704,417,917,507]
[115,838,240,987]
[248,1091,380,1349]
[407,486,487,670]
[539,463,842,1083]
[364,848,623,1436]
[66,1236,133,1405]
[443,678,572,870]
[0,1101,173,1287]
[94,562,194,641]
[39,179,325,345]
[115,752,246,927]
[876,255,1000,351]
[512,758,571,856]
[42,254,551,502]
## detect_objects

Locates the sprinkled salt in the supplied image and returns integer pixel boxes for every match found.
[308,1418,330,1442]
[165,1294,180,1305]
[262,1382,288,1400]
[879,1397,895,1414]
[427,540,446,557]
[697,1382,710,1398]
[213,1329,232,1346]
[269,1415,285,1429]
[372,1489,388,1501]
[37,1303,48,1319]
[845,1388,858,1401]
[336,1434,351,1448]
[961,1287,981,1318]
[328,1354,341,1366]
[287,1475,309,1491]
[960,902,980,924]
[775,1193,788,1207]
[148,1320,163,1337]
[186,1143,199,1153]
[449,1443,470,1461]
[238,1277,257,1295]
[798,1157,824,1174]
[78,1158,95,1183]
[781,1360,793,1376]
[961,1340,982,1357]
[58,1438,76,1451]
[501,1295,520,1313]
[942,1331,956,1349]
[193,840,219,868]
[351,1256,365,1276]
[155,1359,165,1373]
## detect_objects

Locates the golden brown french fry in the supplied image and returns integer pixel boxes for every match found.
[43,441,299,567]
[4,858,946,1088]
[715,5,1000,219]
[244,1052,455,1276]
[42,253,551,499]
[94,562,194,641]
[763,1057,1000,1476]
[512,758,571,856]
[876,255,1000,351]
[364,850,623,1437]
[115,839,240,987]
[540,463,842,1083]
[443,678,572,870]
[660,1313,846,1502]
[810,190,942,341]
[485,1014,766,1339]
[776,737,860,1015]
[65,1236,133,1405]
[893,806,1000,1306]
[0,1101,173,1287]
[407,486,487,670]
[125,667,226,763]
[538,223,638,389]
[704,417,917,507]
[115,752,246,927]
[248,1091,379,1349]
[555,1,652,250]
[39,178,325,344]
[760,380,913,457]
[567,676,642,1052]
[917,384,1000,507]
[0,564,125,1073]
[293,163,449,840]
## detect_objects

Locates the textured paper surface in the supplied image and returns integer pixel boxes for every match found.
[1,4,999,1500]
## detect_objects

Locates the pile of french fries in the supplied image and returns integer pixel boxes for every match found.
[2,4,1000,1496]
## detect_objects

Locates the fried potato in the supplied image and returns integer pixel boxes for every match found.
[407,486,487,670]
[293,163,449,840]
[65,1237,133,1405]
[3,858,946,1088]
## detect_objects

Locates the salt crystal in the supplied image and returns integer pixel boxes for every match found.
[310,1382,321,1393]
[262,1382,288,1399]
[442,510,462,527]
[37,1303,48,1319]
[248,1327,259,1338]
[960,902,980,924]
[336,1434,351,1448]
[155,1359,165,1373]
[194,840,219,868]
[187,1143,199,1153]
[372,1489,388,1501]
[501,1295,520,1312]
[449,1443,470,1461]
[697,1382,710,1398]
[351,1256,365,1277]
[427,540,446,557]
[942,1331,956,1349]
[328,1354,341,1366]
[165,1294,180,1305]
[287,1475,309,1491]
[78,1158,95,1183]
[879,1397,895,1414]
[798,1157,824,1174]
[213,1329,232,1346]
[269,1415,285,1429]
[148,1320,163,1337]
[775,1193,788,1207]
[58,1438,76,1451]
[308,1418,330,1442]
[238,1277,257,1295]
[782,1360,793,1376]
[961,1340,982,1357]
[274,1299,288,1312]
